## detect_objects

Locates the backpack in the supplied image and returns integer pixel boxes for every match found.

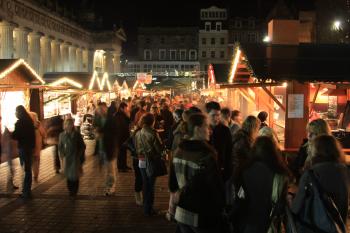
[289,170,346,233]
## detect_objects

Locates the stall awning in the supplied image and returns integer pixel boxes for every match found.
[239,43,350,82]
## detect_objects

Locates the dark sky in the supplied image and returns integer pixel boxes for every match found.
[64,0,314,56]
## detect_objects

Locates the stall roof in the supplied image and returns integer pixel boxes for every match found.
[44,72,112,91]
[240,43,350,82]
[0,59,45,84]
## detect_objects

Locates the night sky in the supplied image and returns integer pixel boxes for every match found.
[64,0,314,56]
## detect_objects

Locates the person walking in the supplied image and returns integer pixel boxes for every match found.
[169,113,225,232]
[135,113,163,216]
[134,100,147,126]
[115,102,131,172]
[12,105,35,199]
[234,136,290,233]
[58,119,86,197]
[291,135,349,230]
[46,115,64,174]
[29,112,46,182]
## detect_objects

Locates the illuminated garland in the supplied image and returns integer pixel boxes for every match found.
[0,59,45,84]
[49,77,83,89]
[228,47,241,83]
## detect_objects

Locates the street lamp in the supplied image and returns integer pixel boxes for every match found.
[333,20,341,31]
[263,35,270,43]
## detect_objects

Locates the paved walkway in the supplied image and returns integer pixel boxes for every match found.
[0,140,176,233]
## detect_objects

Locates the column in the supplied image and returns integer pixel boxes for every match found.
[82,48,89,72]
[76,47,83,72]
[104,50,114,73]
[13,27,30,60]
[87,49,94,73]
[40,36,52,74]
[51,39,62,72]
[0,21,15,59]
[28,32,42,73]
[60,42,69,71]
[69,45,77,71]
[113,52,121,73]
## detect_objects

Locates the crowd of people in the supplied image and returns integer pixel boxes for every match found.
[0,94,349,233]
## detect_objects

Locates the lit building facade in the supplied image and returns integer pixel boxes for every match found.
[0,0,126,75]
[198,6,229,70]
[127,27,199,74]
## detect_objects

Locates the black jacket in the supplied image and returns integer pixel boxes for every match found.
[12,118,35,149]
[115,111,131,145]
[210,123,233,182]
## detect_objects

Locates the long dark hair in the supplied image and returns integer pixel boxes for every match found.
[250,136,290,176]
[16,105,32,122]
[311,135,346,165]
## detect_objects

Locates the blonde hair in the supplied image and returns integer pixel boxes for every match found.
[242,115,261,138]
[63,119,74,131]
[307,119,331,137]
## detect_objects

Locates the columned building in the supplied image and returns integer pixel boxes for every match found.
[0,0,126,75]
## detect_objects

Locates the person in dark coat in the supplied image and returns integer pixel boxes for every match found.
[291,135,349,228]
[235,136,290,233]
[46,115,64,173]
[107,101,117,118]
[169,113,224,232]
[205,101,233,183]
[160,103,174,143]
[12,105,35,199]
[257,111,268,129]
[114,102,131,172]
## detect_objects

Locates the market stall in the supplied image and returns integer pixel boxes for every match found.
[0,59,45,131]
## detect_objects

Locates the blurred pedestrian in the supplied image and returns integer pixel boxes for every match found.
[231,110,242,136]
[46,115,64,173]
[29,112,46,182]
[12,105,35,199]
[115,102,131,172]
[135,113,163,216]
[58,119,86,197]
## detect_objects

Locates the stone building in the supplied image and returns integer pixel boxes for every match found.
[0,0,126,75]
[127,27,199,74]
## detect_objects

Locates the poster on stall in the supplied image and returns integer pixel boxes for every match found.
[287,94,304,118]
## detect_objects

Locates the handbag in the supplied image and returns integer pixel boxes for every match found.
[290,170,346,233]
[146,156,167,177]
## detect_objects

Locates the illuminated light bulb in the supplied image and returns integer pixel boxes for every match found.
[263,36,270,43]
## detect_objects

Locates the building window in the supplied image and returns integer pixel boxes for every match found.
[234,20,242,28]
[160,37,165,44]
[211,51,215,58]
[202,38,206,45]
[170,50,176,60]
[180,37,185,43]
[248,20,255,28]
[159,49,166,60]
[146,38,151,44]
[211,38,215,45]
[233,33,240,42]
[220,38,225,44]
[248,33,257,43]
[205,22,211,31]
[202,51,206,58]
[216,22,222,31]
[180,49,186,60]
[144,50,152,60]
[189,50,197,60]
[220,51,225,58]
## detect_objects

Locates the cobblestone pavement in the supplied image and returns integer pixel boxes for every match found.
[0,140,175,233]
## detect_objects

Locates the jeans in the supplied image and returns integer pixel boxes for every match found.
[19,148,33,196]
[140,168,156,215]
[67,179,79,196]
[133,158,143,192]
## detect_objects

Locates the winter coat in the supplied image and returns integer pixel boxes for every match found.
[58,130,86,181]
[209,123,233,182]
[134,125,162,160]
[12,118,35,150]
[291,162,349,224]
[115,111,131,145]
[236,161,288,233]
[169,140,224,228]
[33,122,46,157]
